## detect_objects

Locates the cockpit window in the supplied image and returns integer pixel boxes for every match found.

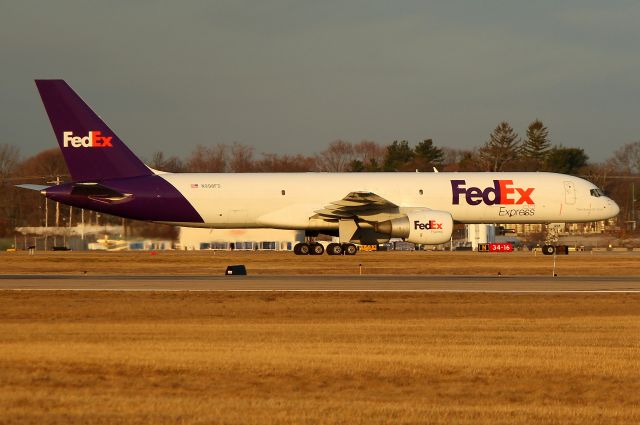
[590,188,605,197]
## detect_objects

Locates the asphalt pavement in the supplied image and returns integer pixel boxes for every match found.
[1,274,639,292]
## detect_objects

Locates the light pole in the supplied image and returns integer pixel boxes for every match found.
[46,176,62,246]
[44,197,48,250]
[632,182,636,231]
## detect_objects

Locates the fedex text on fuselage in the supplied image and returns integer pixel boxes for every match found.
[451,179,534,206]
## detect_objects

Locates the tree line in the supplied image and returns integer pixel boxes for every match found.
[1,119,639,238]
[139,121,591,175]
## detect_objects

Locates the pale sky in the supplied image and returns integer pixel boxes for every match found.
[2,1,640,162]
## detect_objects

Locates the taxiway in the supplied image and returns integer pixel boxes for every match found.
[1,274,639,292]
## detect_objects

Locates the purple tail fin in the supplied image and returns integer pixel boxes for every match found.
[35,80,153,181]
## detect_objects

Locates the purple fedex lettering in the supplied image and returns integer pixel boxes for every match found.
[451,180,467,205]
[451,180,534,205]
[466,187,483,206]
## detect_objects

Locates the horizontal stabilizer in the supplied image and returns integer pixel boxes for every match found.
[15,184,50,192]
[70,182,132,204]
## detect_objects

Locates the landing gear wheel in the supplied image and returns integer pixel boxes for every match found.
[343,243,358,255]
[326,243,342,255]
[294,243,310,255]
[542,244,555,255]
[310,243,325,255]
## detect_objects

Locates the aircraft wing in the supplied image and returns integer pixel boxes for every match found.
[314,191,398,219]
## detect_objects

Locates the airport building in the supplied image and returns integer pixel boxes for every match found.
[13,225,173,251]
[178,227,304,251]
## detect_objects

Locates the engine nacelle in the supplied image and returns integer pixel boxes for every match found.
[375,210,453,245]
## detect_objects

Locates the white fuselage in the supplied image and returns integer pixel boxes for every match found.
[157,171,619,229]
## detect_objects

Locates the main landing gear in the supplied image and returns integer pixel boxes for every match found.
[293,242,358,256]
[293,242,324,255]
[541,244,556,255]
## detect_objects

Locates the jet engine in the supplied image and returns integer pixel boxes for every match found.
[375,210,453,245]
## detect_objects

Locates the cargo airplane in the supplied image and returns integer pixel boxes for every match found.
[19,80,620,255]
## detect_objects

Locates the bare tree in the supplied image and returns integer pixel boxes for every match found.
[316,140,355,172]
[186,144,227,172]
[352,140,386,171]
[254,153,316,172]
[457,149,483,171]
[149,151,185,172]
[2,148,69,233]
[18,148,68,180]
[0,144,21,236]
[0,144,20,180]
[229,142,255,172]
[581,163,614,191]
[439,147,474,170]
[608,141,640,174]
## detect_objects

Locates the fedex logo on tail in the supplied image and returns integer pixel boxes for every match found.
[63,131,113,148]
[451,180,534,205]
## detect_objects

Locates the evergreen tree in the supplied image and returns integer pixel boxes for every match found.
[521,119,551,165]
[544,147,588,175]
[383,140,414,171]
[414,139,444,167]
[350,159,365,172]
[478,122,520,171]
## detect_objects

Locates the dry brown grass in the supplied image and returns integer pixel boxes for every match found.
[1,250,639,275]
[0,291,639,424]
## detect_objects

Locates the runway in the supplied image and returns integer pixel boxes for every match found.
[1,274,639,292]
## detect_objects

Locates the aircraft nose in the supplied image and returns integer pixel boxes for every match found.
[607,198,620,217]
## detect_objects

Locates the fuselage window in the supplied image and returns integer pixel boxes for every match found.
[419,189,424,195]
[281,189,286,196]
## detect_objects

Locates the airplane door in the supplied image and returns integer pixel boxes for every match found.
[564,181,576,205]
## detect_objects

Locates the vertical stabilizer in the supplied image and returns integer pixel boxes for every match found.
[35,80,152,181]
